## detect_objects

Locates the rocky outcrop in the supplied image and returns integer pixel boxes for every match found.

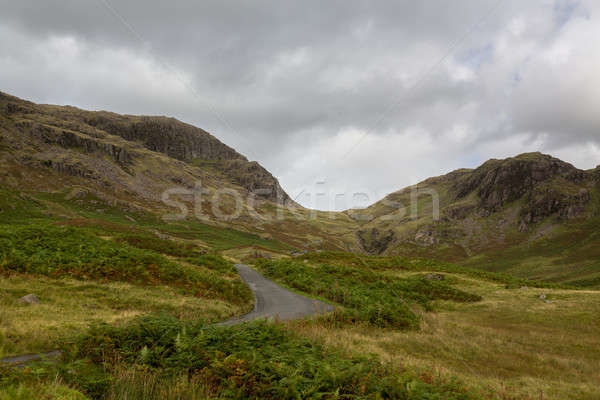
[85,115,244,163]
[520,188,591,224]
[30,124,132,166]
[455,153,581,212]
[222,160,292,204]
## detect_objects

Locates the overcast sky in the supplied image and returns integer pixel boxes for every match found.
[1,0,599,210]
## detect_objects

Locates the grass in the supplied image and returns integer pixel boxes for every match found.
[0,218,254,358]
[300,252,573,289]
[0,224,251,305]
[283,255,600,400]
[461,217,600,288]
[255,257,481,329]
[0,381,88,400]
[0,275,243,358]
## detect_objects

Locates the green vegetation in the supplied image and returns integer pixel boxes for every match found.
[2,316,484,400]
[255,257,481,329]
[0,224,250,305]
[0,275,242,357]
[301,252,573,289]
[462,217,600,288]
[285,253,600,400]
[0,382,88,400]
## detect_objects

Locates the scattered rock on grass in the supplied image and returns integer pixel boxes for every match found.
[18,294,40,305]
[425,273,445,281]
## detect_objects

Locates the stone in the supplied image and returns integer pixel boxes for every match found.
[425,273,445,281]
[19,294,40,305]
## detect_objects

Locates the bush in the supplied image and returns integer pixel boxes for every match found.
[114,234,201,257]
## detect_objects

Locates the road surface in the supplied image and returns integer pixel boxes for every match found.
[219,264,334,325]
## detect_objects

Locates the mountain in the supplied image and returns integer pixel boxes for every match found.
[351,153,600,286]
[0,91,356,251]
[0,91,293,207]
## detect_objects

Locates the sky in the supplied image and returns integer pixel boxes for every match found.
[1,0,599,210]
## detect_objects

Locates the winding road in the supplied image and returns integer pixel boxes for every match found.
[219,264,334,325]
[0,264,333,367]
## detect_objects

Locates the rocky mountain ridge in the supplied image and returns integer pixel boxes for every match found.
[0,91,292,206]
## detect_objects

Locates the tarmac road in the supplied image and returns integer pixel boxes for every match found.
[218,264,334,325]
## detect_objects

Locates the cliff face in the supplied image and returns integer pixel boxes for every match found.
[452,153,591,222]
[0,91,291,206]
[83,115,246,163]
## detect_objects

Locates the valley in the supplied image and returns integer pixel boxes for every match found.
[0,92,599,399]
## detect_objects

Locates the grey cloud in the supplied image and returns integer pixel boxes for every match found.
[0,0,598,209]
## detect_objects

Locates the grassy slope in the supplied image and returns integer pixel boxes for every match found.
[0,186,275,358]
[461,216,600,287]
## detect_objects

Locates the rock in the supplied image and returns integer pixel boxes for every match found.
[414,231,439,247]
[65,187,88,200]
[19,294,40,304]
[539,293,547,300]
[425,273,445,281]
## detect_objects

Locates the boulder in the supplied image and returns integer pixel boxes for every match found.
[19,294,40,304]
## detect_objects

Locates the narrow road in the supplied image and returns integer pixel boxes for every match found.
[219,264,334,325]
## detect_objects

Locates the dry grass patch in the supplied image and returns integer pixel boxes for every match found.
[287,276,600,400]
[0,275,243,358]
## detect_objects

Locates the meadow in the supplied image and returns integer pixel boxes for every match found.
[263,253,600,400]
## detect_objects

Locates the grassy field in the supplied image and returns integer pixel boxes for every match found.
[1,318,488,400]
[0,199,255,358]
[264,254,600,400]
[0,275,242,358]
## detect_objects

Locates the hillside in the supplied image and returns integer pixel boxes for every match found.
[0,91,291,206]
